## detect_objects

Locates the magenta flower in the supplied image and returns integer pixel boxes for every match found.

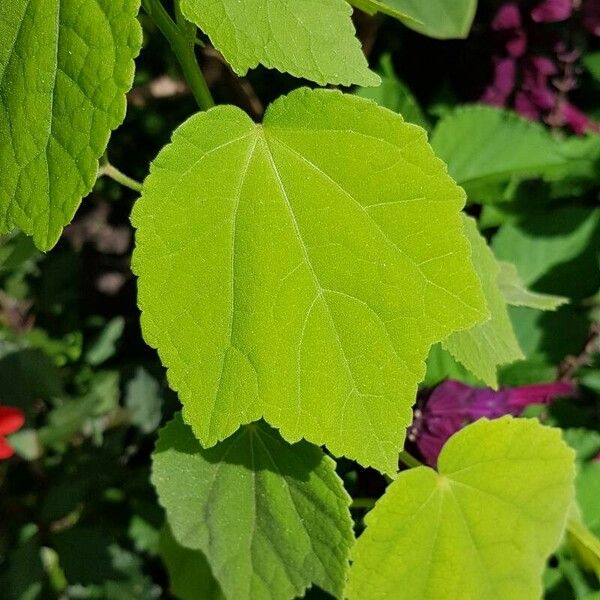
[492,3,522,30]
[408,380,574,467]
[482,57,517,106]
[492,2,528,57]
[583,0,600,36]
[481,2,599,134]
[531,0,573,23]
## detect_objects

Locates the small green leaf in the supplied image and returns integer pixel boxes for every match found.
[133,88,487,473]
[442,216,523,388]
[353,0,478,39]
[0,0,142,250]
[567,518,600,578]
[180,0,378,86]
[125,367,162,434]
[497,261,568,310]
[584,52,600,83]
[85,317,125,366]
[492,208,600,288]
[424,343,481,387]
[430,105,566,197]
[347,416,576,600]
[152,415,354,600]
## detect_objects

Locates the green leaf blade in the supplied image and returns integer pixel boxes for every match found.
[0,0,142,249]
[442,216,523,387]
[354,0,478,39]
[152,415,353,600]
[180,0,379,87]
[430,105,565,197]
[497,261,568,310]
[133,89,487,473]
[347,417,576,600]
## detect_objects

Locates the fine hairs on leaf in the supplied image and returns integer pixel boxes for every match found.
[132,88,487,475]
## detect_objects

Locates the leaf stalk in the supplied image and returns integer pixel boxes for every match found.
[98,161,143,193]
[142,0,215,110]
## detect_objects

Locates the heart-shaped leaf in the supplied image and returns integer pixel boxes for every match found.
[347,416,575,600]
[153,415,353,600]
[132,88,487,474]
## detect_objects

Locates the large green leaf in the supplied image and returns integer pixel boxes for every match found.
[132,88,487,474]
[152,415,354,600]
[430,105,566,198]
[442,216,523,387]
[0,0,142,250]
[180,0,378,87]
[347,416,576,600]
[352,0,478,39]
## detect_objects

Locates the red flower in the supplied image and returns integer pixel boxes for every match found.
[0,406,25,459]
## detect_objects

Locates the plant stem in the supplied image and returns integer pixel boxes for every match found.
[142,0,214,110]
[399,450,423,469]
[98,162,143,193]
[351,497,376,510]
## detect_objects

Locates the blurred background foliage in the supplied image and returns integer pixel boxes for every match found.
[0,0,599,598]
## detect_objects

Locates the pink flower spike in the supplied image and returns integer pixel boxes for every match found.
[481,57,517,106]
[492,3,522,30]
[583,0,600,36]
[560,102,600,134]
[531,0,573,23]
[506,30,528,57]
[506,381,575,410]
[515,91,542,119]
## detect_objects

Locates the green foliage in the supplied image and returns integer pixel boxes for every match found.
[1,2,598,598]
[442,216,523,387]
[160,525,225,600]
[125,367,163,434]
[430,105,568,200]
[179,0,379,86]
[497,262,568,310]
[492,208,600,290]
[347,417,576,600]
[355,55,430,129]
[357,0,478,39]
[0,0,142,250]
[153,415,353,600]
[133,88,486,473]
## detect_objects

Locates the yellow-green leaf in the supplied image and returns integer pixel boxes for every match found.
[132,88,487,474]
[347,417,576,600]
[442,216,523,387]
